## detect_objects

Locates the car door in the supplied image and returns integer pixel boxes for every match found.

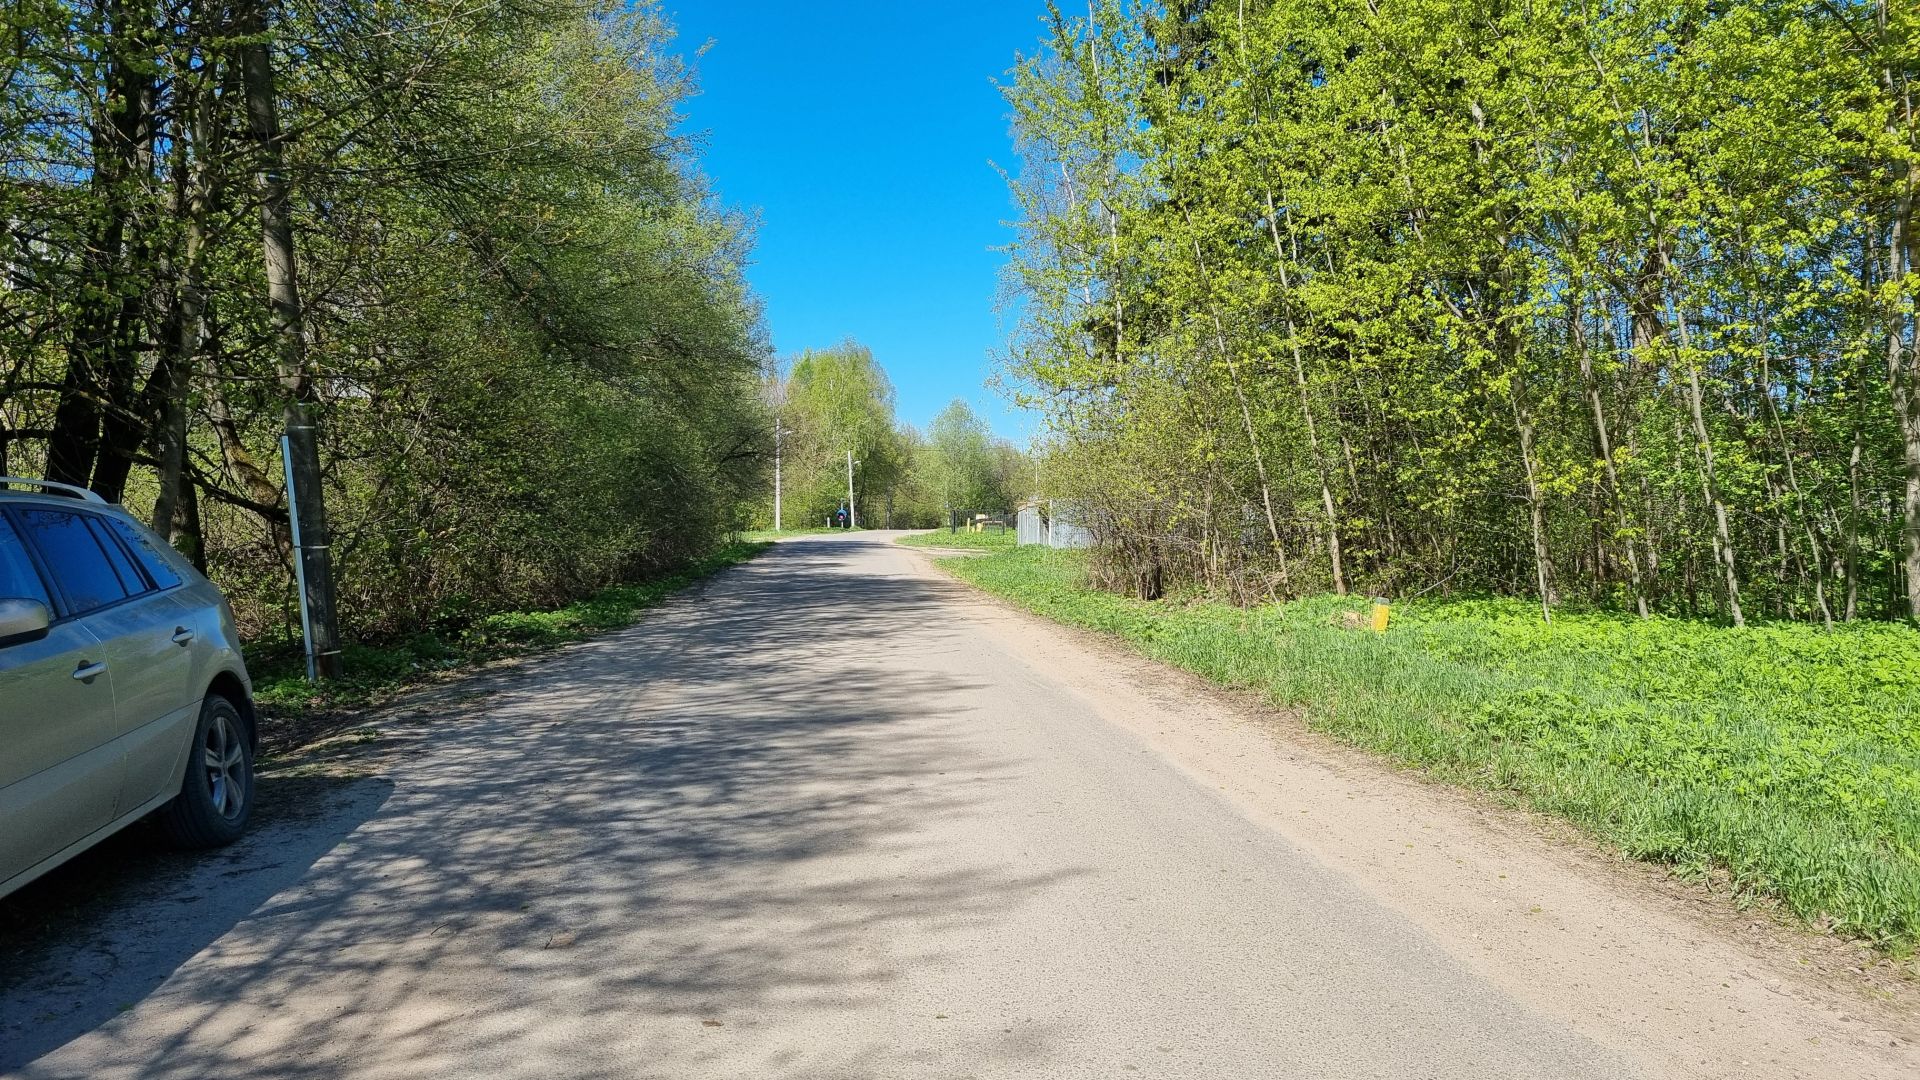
[11,507,198,817]
[0,514,121,886]
[98,515,206,809]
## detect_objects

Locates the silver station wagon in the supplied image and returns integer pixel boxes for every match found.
[0,477,257,899]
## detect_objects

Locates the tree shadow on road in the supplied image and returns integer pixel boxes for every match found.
[5,537,1085,1079]
[0,772,394,1071]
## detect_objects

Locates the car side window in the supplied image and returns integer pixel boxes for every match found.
[0,517,51,606]
[87,516,150,594]
[105,517,182,590]
[15,508,133,615]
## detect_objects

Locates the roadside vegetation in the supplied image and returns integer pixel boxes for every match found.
[740,528,857,541]
[253,542,770,725]
[896,529,1018,551]
[0,0,1035,687]
[2,0,767,667]
[760,347,1028,531]
[943,546,1920,953]
[994,0,1920,952]
[1003,1,1919,624]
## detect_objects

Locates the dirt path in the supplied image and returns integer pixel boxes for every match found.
[1,532,1912,1078]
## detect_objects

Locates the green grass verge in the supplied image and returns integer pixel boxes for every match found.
[941,545,1920,953]
[252,540,771,722]
[894,527,1017,550]
[737,527,857,541]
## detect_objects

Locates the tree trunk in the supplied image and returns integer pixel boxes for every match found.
[1265,192,1346,594]
[1574,304,1647,616]
[237,0,344,675]
[1658,242,1743,626]
[1846,400,1865,621]
[1510,342,1554,623]
[152,172,210,539]
[1627,425,1662,608]
[207,378,283,514]
[1890,124,1919,621]
[1211,306,1288,588]
[91,53,161,504]
[1183,210,1288,587]
[47,0,151,488]
[1684,359,1744,626]
[1757,352,1832,626]
[1873,0,1919,620]
[168,471,207,574]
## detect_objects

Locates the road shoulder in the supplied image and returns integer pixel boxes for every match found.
[905,545,1920,1080]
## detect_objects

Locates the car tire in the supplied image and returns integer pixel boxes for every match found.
[158,694,254,848]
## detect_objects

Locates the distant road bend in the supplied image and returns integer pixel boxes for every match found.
[2,532,1914,1079]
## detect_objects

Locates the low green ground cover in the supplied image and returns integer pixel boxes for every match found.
[894,527,1017,550]
[254,541,770,721]
[942,546,1920,952]
[738,527,855,541]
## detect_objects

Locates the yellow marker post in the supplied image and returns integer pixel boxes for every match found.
[1370,597,1391,633]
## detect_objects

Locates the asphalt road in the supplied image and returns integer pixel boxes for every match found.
[1,533,1912,1079]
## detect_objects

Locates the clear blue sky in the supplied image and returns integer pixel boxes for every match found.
[665,1,1043,443]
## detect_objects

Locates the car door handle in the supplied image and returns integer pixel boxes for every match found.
[73,660,107,682]
[171,627,196,646]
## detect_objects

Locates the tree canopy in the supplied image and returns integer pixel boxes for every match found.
[927,399,1014,514]
[1002,0,1917,621]
[1,0,769,649]
[764,348,1026,529]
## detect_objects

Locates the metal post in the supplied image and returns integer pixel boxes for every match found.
[773,425,783,532]
[280,434,317,683]
[846,449,858,530]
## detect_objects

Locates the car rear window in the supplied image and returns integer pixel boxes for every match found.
[0,517,50,606]
[14,508,134,615]
[105,517,182,590]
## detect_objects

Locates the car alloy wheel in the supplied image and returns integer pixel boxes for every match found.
[202,708,249,820]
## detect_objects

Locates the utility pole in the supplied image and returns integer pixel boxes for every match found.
[773,423,785,531]
[846,449,858,530]
[240,0,342,679]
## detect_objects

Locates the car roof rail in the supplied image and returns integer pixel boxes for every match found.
[0,476,109,504]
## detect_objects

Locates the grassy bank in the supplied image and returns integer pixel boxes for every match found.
[941,546,1920,952]
[738,527,856,541]
[895,528,1016,550]
[252,540,771,725]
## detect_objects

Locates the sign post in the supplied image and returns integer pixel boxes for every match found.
[846,449,858,530]
[281,434,317,682]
